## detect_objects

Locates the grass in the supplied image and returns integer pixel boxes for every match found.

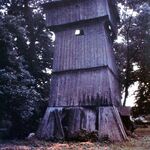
[0,126,150,150]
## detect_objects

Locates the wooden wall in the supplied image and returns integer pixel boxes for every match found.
[37,106,127,141]
[37,0,127,142]
[49,67,121,107]
[53,18,118,76]
[48,17,121,107]
[44,0,119,28]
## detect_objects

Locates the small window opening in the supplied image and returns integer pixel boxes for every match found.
[108,25,112,30]
[75,29,84,36]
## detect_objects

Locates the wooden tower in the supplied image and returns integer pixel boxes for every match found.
[37,0,127,141]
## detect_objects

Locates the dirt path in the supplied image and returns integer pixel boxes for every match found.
[0,127,150,150]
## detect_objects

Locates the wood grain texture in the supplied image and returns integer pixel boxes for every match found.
[49,67,121,107]
[98,107,128,141]
[37,107,64,140]
[37,106,127,141]
[44,0,119,29]
[52,19,118,75]
[37,0,127,142]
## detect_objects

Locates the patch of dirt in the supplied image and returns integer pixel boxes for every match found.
[0,126,150,150]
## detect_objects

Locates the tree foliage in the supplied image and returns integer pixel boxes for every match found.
[0,0,53,138]
[115,0,150,115]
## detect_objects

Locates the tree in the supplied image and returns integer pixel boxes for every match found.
[0,15,42,137]
[3,0,53,100]
[0,0,53,138]
[115,0,150,113]
[132,4,150,116]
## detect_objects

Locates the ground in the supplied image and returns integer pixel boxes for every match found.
[0,126,150,150]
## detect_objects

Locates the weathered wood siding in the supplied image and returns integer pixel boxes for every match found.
[37,106,127,141]
[107,70,121,106]
[53,19,118,75]
[44,0,118,28]
[49,68,121,107]
[98,107,127,141]
[37,0,127,142]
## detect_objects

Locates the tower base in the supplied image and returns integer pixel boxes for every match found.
[37,106,127,142]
